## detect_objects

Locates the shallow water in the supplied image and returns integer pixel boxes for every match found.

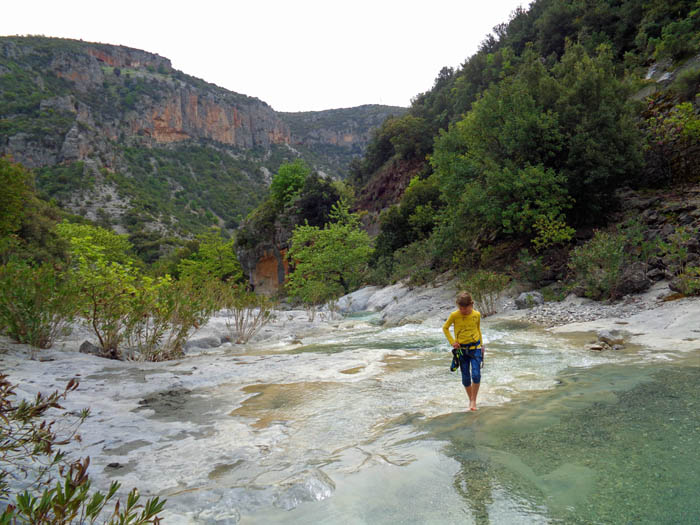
[223,318,699,524]
[14,313,697,523]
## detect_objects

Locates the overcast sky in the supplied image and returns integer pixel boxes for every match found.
[2,0,528,112]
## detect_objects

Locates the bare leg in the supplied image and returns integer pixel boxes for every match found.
[464,385,472,408]
[470,383,480,410]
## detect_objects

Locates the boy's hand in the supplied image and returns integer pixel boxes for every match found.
[452,342,460,349]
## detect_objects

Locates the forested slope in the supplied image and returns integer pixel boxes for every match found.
[352,0,700,284]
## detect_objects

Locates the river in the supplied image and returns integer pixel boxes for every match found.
[7,312,699,523]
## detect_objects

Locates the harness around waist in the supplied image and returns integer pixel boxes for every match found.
[459,340,481,350]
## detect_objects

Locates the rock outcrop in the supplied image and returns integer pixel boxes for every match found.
[0,36,405,239]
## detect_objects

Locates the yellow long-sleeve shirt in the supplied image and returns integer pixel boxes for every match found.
[442,309,482,347]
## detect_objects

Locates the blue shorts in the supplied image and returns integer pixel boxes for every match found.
[459,347,482,387]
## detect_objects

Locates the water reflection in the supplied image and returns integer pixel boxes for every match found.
[412,358,700,524]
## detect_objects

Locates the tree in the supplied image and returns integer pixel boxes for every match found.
[286,201,372,307]
[0,157,33,238]
[269,159,310,206]
[177,229,243,284]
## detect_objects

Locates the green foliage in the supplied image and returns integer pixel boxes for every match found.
[532,214,575,251]
[291,173,343,227]
[34,162,94,202]
[286,203,372,306]
[55,221,134,265]
[644,99,700,184]
[126,277,220,361]
[269,159,310,206]
[660,225,694,276]
[551,43,643,222]
[0,158,34,238]
[670,68,700,101]
[457,270,510,316]
[0,260,79,350]
[650,9,700,60]
[74,249,138,359]
[113,144,271,236]
[675,266,700,295]
[177,229,243,284]
[621,218,663,272]
[516,249,549,283]
[384,115,432,160]
[390,239,437,288]
[0,375,165,524]
[372,175,441,268]
[220,283,275,343]
[568,230,627,300]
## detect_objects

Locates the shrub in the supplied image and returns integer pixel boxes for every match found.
[660,225,694,277]
[286,201,372,307]
[220,283,274,344]
[621,218,662,273]
[670,68,700,101]
[0,260,79,350]
[391,239,436,288]
[531,214,575,251]
[458,270,510,316]
[516,249,548,284]
[135,278,220,361]
[124,275,177,360]
[568,230,626,300]
[0,375,165,523]
[74,255,138,359]
[675,266,700,296]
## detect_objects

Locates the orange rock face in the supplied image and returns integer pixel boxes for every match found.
[133,92,291,147]
[252,249,289,295]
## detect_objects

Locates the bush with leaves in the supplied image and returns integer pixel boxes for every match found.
[568,230,627,300]
[660,225,694,277]
[642,98,700,185]
[0,375,165,523]
[126,277,220,361]
[674,266,700,296]
[0,157,34,239]
[220,283,274,343]
[286,200,372,310]
[516,249,549,284]
[0,260,80,350]
[391,239,437,288]
[177,229,243,284]
[72,246,139,359]
[58,222,139,359]
[457,270,510,317]
[269,159,311,206]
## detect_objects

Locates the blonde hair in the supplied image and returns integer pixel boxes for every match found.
[456,292,473,307]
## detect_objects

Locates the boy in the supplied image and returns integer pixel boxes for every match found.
[442,292,485,411]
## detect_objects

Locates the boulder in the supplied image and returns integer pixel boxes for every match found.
[79,340,102,356]
[514,291,544,310]
[616,261,651,296]
[646,268,665,281]
[597,329,625,346]
[335,286,381,314]
[184,336,222,352]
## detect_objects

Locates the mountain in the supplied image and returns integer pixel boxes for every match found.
[0,36,404,238]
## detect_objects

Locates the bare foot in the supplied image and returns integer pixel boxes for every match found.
[470,404,477,411]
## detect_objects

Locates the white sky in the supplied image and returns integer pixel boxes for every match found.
[2,0,528,112]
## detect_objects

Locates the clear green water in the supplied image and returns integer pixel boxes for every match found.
[422,358,700,524]
[243,350,700,524]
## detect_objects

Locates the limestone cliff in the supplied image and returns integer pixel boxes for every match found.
[0,36,405,237]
